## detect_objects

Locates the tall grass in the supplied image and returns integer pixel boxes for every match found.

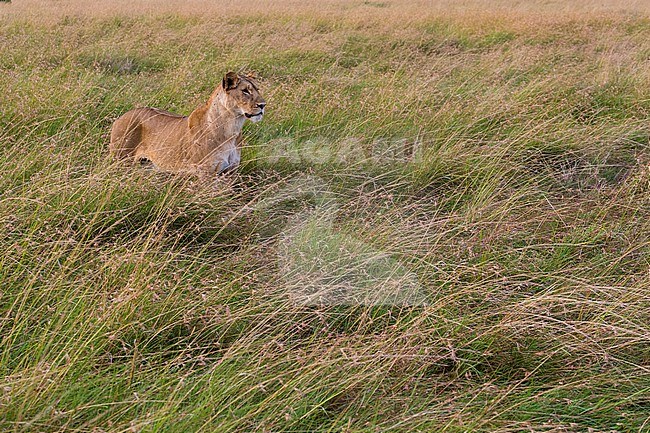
[1,1,649,432]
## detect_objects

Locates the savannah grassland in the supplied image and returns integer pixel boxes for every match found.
[1,0,650,431]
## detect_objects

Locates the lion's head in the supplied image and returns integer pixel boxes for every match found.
[222,72,266,123]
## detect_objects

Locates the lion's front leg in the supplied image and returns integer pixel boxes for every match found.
[215,146,241,174]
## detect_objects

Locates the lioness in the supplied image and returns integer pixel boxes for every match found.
[109,72,265,175]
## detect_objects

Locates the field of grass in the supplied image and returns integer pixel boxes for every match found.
[1,1,650,431]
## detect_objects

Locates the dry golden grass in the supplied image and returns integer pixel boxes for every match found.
[1,1,649,432]
[5,0,650,14]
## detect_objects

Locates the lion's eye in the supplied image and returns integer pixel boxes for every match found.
[242,89,251,96]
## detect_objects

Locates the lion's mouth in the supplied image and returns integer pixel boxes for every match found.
[245,111,263,119]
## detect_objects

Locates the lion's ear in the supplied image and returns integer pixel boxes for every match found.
[222,72,240,90]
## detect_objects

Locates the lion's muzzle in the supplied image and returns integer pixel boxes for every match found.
[245,102,265,122]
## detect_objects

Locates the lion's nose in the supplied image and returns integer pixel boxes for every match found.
[257,103,266,110]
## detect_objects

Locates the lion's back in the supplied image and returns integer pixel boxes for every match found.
[109,107,188,162]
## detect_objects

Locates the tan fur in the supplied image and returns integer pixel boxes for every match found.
[109,72,265,175]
